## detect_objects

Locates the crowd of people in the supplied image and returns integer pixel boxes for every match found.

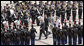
[1,1,83,45]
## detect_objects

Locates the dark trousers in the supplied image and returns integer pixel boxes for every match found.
[36,17,40,26]
[78,9,82,19]
[78,35,82,44]
[45,26,51,36]
[39,29,47,39]
[21,41,25,45]
[31,38,35,45]
[53,38,57,45]
[69,36,72,45]
[73,37,77,45]
[61,39,66,45]
[72,11,76,22]
[61,12,65,23]
[56,11,60,17]
[67,10,71,20]
[25,40,30,45]
[32,17,36,24]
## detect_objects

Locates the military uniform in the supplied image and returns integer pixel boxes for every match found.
[52,24,57,45]
[78,1,83,20]
[66,2,72,21]
[68,23,73,45]
[30,25,37,45]
[72,2,77,22]
[61,2,66,24]
[25,30,31,45]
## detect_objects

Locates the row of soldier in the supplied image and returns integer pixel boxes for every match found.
[1,1,83,45]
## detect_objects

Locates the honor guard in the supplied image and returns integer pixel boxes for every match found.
[73,22,78,45]
[66,1,72,21]
[72,1,78,22]
[56,25,61,45]
[68,23,73,45]
[61,1,66,24]
[55,1,61,17]
[78,1,83,21]
[25,30,31,45]
[78,22,83,44]
[52,24,58,45]
[30,25,37,45]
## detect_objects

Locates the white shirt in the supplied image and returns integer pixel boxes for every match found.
[56,19,61,27]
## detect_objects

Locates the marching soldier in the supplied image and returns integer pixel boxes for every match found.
[66,1,72,21]
[78,1,83,21]
[61,1,66,24]
[55,1,61,17]
[72,1,77,22]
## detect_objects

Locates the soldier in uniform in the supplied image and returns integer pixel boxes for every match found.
[52,24,57,45]
[55,1,61,18]
[20,27,27,45]
[68,23,73,45]
[73,21,78,45]
[30,25,37,45]
[66,1,72,21]
[30,6,37,24]
[72,1,77,22]
[61,23,68,45]
[78,1,83,21]
[78,22,83,44]
[25,30,31,45]
[56,25,61,45]
[60,1,66,24]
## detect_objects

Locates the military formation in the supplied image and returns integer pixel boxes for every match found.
[1,1,83,45]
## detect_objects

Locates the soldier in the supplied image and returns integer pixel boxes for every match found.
[68,23,73,45]
[72,1,77,22]
[30,25,37,45]
[61,23,68,45]
[14,30,21,45]
[56,25,61,45]
[73,21,78,45]
[30,6,37,24]
[52,24,57,45]
[20,27,27,45]
[25,30,31,45]
[66,1,72,21]
[78,1,83,21]
[55,1,61,18]
[78,22,83,44]
[61,1,66,24]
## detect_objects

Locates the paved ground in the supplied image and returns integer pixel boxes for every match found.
[1,1,83,45]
